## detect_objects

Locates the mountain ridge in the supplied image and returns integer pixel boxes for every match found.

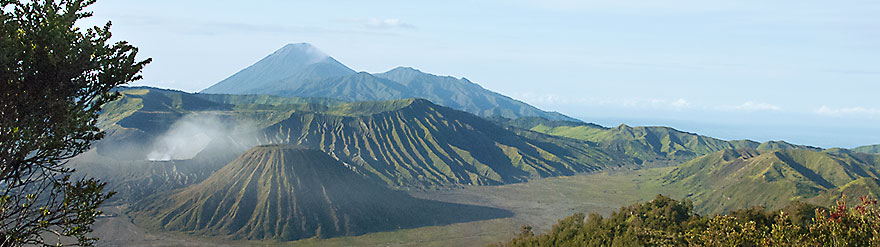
[662,148,880,214]
[855,144,880,154]
[501,117,837,165]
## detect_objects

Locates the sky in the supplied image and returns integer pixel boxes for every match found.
[81,0,880,148]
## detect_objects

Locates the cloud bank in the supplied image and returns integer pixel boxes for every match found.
[816,106,880,116]
[345,18,416,29]
[514,92,693,111]
[733,101,782,111]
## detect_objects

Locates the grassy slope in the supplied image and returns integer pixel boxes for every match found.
[756,140,823,152]
[662,148,880,214]
[855,144,880,154]
[505,117,831,167]
[504,117,760,163]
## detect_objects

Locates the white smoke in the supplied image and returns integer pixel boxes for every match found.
[146,114,253,161]
[302,45,330,64]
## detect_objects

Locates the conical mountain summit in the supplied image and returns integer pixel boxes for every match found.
[201,43,355,94]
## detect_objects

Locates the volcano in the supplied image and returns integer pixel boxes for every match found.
[133,145,511,240]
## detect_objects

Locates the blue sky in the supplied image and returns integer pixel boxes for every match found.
[82,0,880,148]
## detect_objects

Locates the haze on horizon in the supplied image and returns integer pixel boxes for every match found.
[81,0,880,149]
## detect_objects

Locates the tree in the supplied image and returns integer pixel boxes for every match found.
[0,0,150,245]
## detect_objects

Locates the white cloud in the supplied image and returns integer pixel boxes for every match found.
[669,98,692,109]
[517,93,574,105]
[514,0,752,13]
[345,18,416,29]
[630,98,691,110]
[733,101,782,111]
[816,106,880,116]
[514,93,692,111]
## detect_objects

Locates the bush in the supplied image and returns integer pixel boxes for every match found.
[496,195,880,246]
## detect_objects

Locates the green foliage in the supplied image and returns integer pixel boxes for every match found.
[0,0,148,245]
[493,195,698,247]
[496,195,880,247]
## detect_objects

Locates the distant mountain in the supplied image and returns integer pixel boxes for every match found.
[201,43,356,94]
[132,145,510,241]
[662,148,880,214]
[756,140,822,152]
[855,144,880,154]
[199,43,577,121]
[374,67,576,121]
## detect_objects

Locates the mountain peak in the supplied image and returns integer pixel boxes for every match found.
[402,98,436,109]
[282,42,316,49]
[201,43,355,94]
[271,42,330,64]
[380,66,430,80]
[389,66,422,73]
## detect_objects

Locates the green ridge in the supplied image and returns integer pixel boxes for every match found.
[662,148,880,214]
[854,144,880,154]
[504,118,830,165]
[503,117,760,163]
